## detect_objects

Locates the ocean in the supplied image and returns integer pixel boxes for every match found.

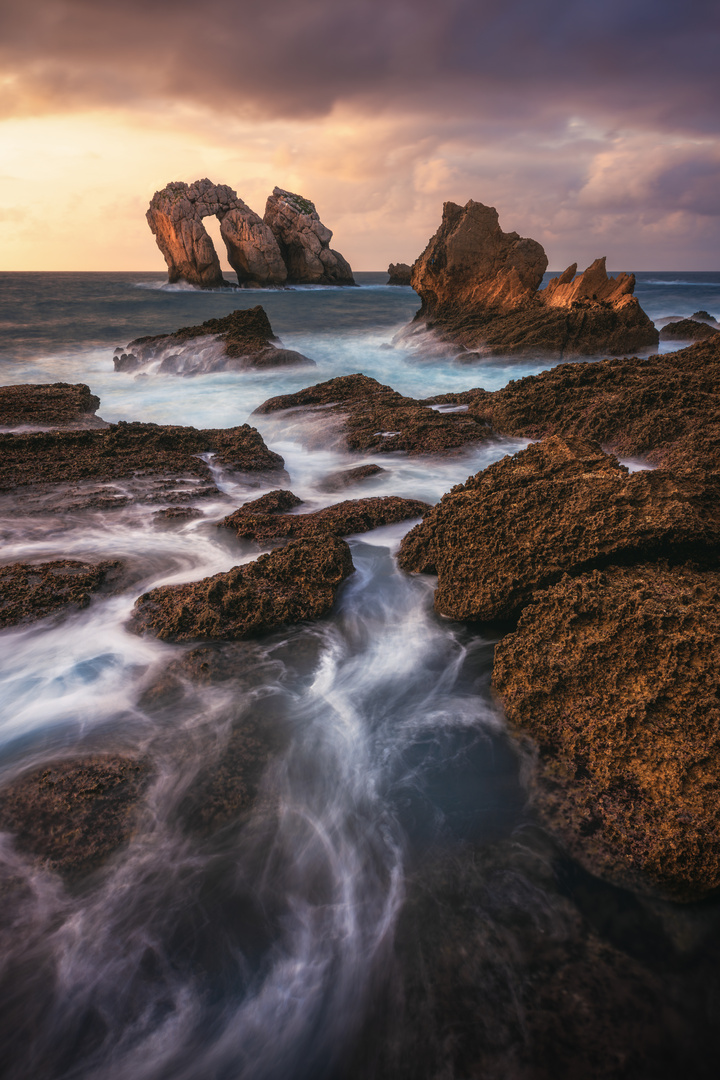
[0,269,719,1079]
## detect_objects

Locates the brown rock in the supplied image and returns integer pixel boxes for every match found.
[0,756,152,877]
[0,559,123,629]
[410,201,658,357]
[318,463,387,491]
[219,494,429,542]
[0,420,284,491]
[493,565,720,901]
[397,435,720,623]
[254,373,491,455]
[659,318,719,342]
[0,383,105,429]
[263,188,355,285]
[147,178,286,288]
[387,262,412,286]
[490,335,720,473]
[127,535,354,642]
[116,305,315,375]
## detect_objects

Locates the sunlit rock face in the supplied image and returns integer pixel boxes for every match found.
[410,200,659,357]
[147,179,287,288]
[263,188,355,286]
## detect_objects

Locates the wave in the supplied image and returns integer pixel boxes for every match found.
[640,279,720,287]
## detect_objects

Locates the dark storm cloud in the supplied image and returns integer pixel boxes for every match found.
[2,0,719,133]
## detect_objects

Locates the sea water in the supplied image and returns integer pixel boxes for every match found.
[0,270,718,1079]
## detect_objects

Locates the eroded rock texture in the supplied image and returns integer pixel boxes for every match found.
[219,494,429,542]
[0,756,152,877]
[387,262,412,286]
[254,373,491,454]
[0,383,105,429]
[147,179,286,288]
[115,306,315,375]
[410,200,658,356]
[493,565,720,901]
[263,188,355,285]
[659,318,719,342]
[128,536,354,642]
[397,435,720,622]
[0,560,123,628]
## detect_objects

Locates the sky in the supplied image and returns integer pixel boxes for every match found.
[1,0,719,272]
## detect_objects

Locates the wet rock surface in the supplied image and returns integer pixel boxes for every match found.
[410,200,658,356]
[115,305,315,374]
[263,188,355,286]
[318,463,387,491]
[0,559,123,629]
[489,336,720,473]
[398,435,720,622]
[0,756,152,877]
[0,420,285,492]
[659,318,719,341]
[128,536,354,642]
[220,494,429,542]
[493,565,720,901]
[0,383,106,429]
[387,262,412,286]
[254,373,492,454]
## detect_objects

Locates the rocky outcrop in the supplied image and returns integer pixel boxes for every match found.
[263,188,355,286]
[147,179,286,288]
[219,493,429,542]
[128,536,354,642]
[319,463,387,492]
[254,373,492,455]
[410,200,658,357]
[0,383,106,429]
[489,335,720,474]
[387,263,412,286]
[659,318,719,342]
[114,306,315,375]
[0,419,284,492]
[493,565,720,901]
[0,755,152,877]
[0,560,123,629]
[397,435,720,623]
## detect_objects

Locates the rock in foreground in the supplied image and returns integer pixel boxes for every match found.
[398,435,720,622]
[0,383,106,430]
[410,200,658,357]
[0,756,152,877]
[219,494,429,542]
[128,536,354,642]
[0,560,123,629]
[659,318,719,342]
[115,305,315,375]
[493,565,720,901]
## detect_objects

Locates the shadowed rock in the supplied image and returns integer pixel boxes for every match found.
[659,318,719,342]
[410,200,658,357]
[114,306,315,375]
[493,565,720,901]
[387,263,412,286]
[264,188,355,285]
[0,383,106,430]
[0,559,123,629]
[128,536,354,642]
[254,373,491,455]
[398,435,720,623]
[219,494,429,542]
[0,756,152,877]
[318,463,387,492]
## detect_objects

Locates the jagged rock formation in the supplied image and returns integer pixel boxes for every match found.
[410,200,658,357]
[387,263,412,286]
[219,493,429,542]
[114,306,315,375]
[659,318,719,342]
[128,536,354,642]
[0,383,106,429]
[0,560,123,628]
[263,188,355,285]
[147,179,287,288]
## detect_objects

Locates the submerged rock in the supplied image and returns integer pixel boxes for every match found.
[493,565,720,901]
[0,383,106,430]
[254,373,491,455]
[318,463,387,492]
[128,536,354,642]
[0,756,152,877]
[410,200,658,356]
[398,435,720,623]
[263,188,355,286]
[0,559,123,629]
[659,318,719,342]
[115,305,315,375]
[219,494,429,542]
[387,263,412,286]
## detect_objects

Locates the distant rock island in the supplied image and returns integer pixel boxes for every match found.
[408,199,659,357]
[147,179,355,289]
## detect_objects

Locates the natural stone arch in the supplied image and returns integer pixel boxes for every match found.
[147,179,287,288]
